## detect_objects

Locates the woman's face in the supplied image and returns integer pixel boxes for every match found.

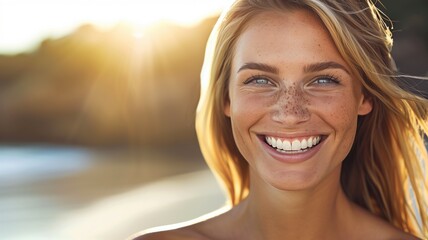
[225,9,372,191]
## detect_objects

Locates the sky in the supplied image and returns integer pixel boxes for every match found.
[0,0,232,54]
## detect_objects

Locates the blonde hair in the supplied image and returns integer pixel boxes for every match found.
[196,0,428,237]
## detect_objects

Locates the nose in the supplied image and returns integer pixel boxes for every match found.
[271,86,311,125]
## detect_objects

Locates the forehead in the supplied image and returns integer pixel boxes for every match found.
[232,9,348,72]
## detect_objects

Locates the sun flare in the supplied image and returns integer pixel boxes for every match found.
[0,0,232,53]
[122,1,223,27]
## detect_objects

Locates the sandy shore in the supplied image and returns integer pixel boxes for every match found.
[1,143,226,240]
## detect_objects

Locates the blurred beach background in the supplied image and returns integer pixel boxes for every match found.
[0,0,427,239]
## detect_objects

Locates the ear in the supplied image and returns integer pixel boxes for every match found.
[224,98,231,117]
[357,93,372,116]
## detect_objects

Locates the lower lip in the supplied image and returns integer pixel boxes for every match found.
[259,136,324,164]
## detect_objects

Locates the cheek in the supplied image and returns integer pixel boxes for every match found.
[313,95,359,155]
[230,91,273,121]
[312,93,359,125]
[228,91,273,158]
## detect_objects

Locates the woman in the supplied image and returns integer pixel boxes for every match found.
[134,0,428,239]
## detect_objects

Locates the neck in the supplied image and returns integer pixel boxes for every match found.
[236,167,355,240]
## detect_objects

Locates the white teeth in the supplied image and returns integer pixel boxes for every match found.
[301,139,307,149]
[284,140,291,151]
[272,138,277,148]
[308,137,313,148]
[291,140,301,151]
[265,135,322,152]
[276,139,283,149]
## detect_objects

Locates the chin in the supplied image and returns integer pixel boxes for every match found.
[254,161,343,192]
[266,172,321,191]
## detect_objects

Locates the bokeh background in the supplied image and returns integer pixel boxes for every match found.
[0,0,427,239]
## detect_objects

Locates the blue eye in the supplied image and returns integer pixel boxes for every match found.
[311,75,340,85]
[245,75,274,85]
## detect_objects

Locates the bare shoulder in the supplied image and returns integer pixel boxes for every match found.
[371,218,422,240]
[388,229,423,240]
[130,228,208,240]
[351,204,422,240]
[128,207,231,240]
[386,230,423,240]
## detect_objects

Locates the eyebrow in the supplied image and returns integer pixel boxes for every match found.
[303,61,349,74]
[237,62,279,74]
[237,61,349,74]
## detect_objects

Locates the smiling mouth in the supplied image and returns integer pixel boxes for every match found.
[264,135,324,154]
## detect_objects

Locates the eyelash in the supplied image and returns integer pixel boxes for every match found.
[311,74,341,85]
[243,74,341,86]
[244,74,274,85]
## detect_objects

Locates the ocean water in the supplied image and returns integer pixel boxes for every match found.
[0,145,223,240]
[0,145,94,186]
[0,145,96,240]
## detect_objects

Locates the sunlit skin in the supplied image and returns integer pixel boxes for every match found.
[136,9,420,240]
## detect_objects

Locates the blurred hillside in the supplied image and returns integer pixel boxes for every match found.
[0,18,217,146]
[0,2,427,147]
